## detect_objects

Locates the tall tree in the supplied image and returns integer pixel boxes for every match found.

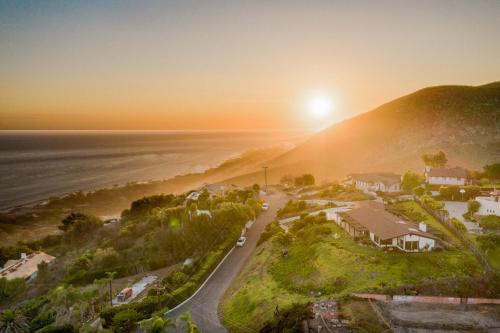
[421,151,448,168]
[401,171,422,192]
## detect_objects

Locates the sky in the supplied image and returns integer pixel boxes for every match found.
[1,0,500,130]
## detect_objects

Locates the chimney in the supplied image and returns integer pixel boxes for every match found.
[418,222,427,232]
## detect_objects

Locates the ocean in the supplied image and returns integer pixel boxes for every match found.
[0,130,307,209]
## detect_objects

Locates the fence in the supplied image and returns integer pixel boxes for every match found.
[415,197,492,273]
[353,293,500,305]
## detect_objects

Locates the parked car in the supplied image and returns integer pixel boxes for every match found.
[262,203,269,211]
[236,236,247,247]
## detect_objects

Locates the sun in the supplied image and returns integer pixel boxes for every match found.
[308,95,332,120]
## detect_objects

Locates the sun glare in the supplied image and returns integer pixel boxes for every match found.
[308,95,332,120]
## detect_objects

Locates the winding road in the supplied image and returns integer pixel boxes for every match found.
[166,191,287,332]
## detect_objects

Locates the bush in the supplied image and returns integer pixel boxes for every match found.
[39,324,75,333]
[30,310,56,331]
[258,221,282,245]
[479,215,500,230]
[111,309,142,333]
[450,218,467,234]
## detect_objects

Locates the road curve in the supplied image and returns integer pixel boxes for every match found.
[166,191,287,333]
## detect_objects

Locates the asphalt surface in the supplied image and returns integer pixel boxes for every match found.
[166,191,287,333]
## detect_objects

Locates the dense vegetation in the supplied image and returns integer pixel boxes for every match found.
[1,186,262,332]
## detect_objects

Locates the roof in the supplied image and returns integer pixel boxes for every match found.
[341,203,437,240]
[348,173,401,186]
[0,252,55,280]
[427,167,468,179]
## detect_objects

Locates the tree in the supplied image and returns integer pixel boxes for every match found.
[0,310,30,333]
[252,183,260,194]
[401,171,421,192]
[176,312,199,333]
[140,316,175,333]
[111,309,141,333]
[36,260,51,284]
[280,175,294,186]
[476,233,500,253]
[294,174,315,186]
[273,232,293,256]
[483,163,500,181]
[467,200,480,215]
[421,151,448,168]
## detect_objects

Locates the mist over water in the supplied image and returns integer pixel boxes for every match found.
[0,131,307,209]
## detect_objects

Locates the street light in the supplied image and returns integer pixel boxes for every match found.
[460,188,466,201]
[262,166,268,193]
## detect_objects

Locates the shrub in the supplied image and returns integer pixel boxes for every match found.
[30,310,56,331]
[111,309,141,333]
[479,215,500,230]
[450,218,467,234]
[39,324,75,333]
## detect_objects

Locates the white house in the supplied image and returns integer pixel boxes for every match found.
[424,167,469,186]
[335,202,437,252]
[0,252,55,282]
[476,190,500,216]
[344,173,402,193]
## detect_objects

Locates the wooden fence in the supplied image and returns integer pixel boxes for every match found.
[415,197,492,273]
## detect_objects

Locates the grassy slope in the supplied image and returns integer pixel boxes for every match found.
[390,201,462,246]
[220,223,480,332]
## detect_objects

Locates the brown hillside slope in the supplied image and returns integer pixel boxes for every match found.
[225,83,500,185]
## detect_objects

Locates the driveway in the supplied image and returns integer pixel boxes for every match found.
[166,191,287,333]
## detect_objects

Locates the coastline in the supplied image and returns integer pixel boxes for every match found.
[0,146,290,245]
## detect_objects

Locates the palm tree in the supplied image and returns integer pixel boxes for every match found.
[140,316,175,333]
[177,312,200,333]
[0,310,29,333]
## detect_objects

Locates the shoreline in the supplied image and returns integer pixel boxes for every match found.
[0,145,292,214]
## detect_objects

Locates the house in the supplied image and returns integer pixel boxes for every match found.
[0,252,55,281]
[476,190,500,216]
[335,202,437,252]
[424,166,469,186]
[185,191,201,201]
[344,173,402,193]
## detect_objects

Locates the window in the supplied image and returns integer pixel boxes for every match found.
[380,238,392,246]
[405,241,419,251]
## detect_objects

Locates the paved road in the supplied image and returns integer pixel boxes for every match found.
[166,191,288,333]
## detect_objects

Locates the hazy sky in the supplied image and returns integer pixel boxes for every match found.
[1,0,500,130]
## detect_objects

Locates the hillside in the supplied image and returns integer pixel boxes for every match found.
[225,82,500,185]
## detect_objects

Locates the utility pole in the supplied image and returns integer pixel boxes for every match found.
[263,166,268,193]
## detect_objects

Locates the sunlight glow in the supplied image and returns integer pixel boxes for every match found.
[308,95,332,120]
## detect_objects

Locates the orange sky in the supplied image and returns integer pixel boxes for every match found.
[1,1,500,130]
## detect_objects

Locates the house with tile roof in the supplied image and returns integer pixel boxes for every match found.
[424,166,469,186]
[335,202,438,252]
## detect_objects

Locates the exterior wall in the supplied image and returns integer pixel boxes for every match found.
[403,234,435,252]
[355,180,401,193]
[427,176,466,186]
[476,197,500,216]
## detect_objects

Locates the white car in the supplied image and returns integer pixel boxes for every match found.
[236,236,247,247]
[261,203,269,211]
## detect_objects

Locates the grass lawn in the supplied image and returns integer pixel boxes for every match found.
[390,201,462,246]
[470,235,500,271]
[220,223,480,332]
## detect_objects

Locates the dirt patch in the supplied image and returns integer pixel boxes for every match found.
[379,301,500,332]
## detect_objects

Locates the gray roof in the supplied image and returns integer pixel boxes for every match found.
[348,173,401,186]
[427,167,468,179]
